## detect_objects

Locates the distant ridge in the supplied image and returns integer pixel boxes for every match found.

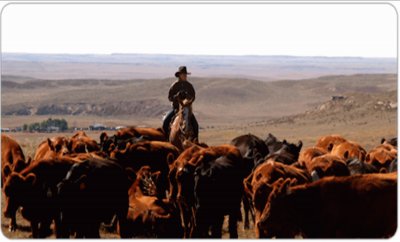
[2,53,396,81]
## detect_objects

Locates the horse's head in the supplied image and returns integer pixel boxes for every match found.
[176,91,193,107]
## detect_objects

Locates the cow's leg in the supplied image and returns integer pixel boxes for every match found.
[210,214,224,238]
[178,203,192,238]
[54,213,69,238]
[192,207,210,238]
[8,215,17,232]
[243,196,251,229]
[117,212,130,238]
[38,220,53,238]
[228,213,239,238]
[30,221,39,238]
[256,222,267,238]
[86,223,100,238]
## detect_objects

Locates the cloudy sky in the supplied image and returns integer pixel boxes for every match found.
[1,2,397,57]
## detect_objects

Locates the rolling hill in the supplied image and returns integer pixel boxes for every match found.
[1,73,396,125]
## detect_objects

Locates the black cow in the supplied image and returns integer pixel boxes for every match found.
[230,133,268,229]
[265,139,303,166]
[192,149,247,238]
[3,157,79,238]
[56,157,131,238]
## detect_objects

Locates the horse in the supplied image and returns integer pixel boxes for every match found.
[169,91,196,151]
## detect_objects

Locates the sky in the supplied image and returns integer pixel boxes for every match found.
[0,2,398,58]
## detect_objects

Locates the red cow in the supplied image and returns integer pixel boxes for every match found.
[243,159,311,237]
[100,126,166,153]
[33,136,70,160]
[308,154,350,180]
[258,173,397,238]
[296,146,327,169]
[315,134,347,152]
[168,143,208,238]
[366,143,397,173]
[1,134,29,231]
[330,140,367,162]
[68,131,100,153]
[122,166,183,238]
[1,135,28,186]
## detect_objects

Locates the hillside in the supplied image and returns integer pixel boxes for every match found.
[1,74,397,128]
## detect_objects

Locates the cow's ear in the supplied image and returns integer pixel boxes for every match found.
[24,173,36,186]
[297,140,303,150]
[47,138,55,151]
[327,143,334,152]
[100,132,108,145]
[283,139,287,144]
[381,138,386,144]
[343,151,349,160]
[3,164,12,177]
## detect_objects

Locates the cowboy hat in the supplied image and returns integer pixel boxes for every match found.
[175,66,191,77]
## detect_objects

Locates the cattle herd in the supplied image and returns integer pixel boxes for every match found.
[1,127,397,238]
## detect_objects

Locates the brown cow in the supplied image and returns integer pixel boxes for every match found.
[169,143,244,238]
[3,157,81,237]
[308,154,350,180]
[295,146,327,169]
[366,144,397,173]
[243,159,311,237]
[168,143,208,238]
[122,166,182,238]
[1,135,28,186]
[330,140,367,162]
[315,134,347,152]
[258,173,397,238]
[33,136,70,160]
[100,126,166,153]
[68,131,99,153]
[1,134,29,232]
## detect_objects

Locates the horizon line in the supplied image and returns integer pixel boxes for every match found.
[2,51,397,59]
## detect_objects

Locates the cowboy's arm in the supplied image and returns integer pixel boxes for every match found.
[168,83,178,102]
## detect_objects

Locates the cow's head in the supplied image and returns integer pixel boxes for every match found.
[310,155,350,181]
[3,172,36,218]
[48,137,70,156]
[100,132,118,154]
[366,149,396,173]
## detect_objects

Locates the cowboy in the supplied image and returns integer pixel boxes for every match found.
[162,66,199,140]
